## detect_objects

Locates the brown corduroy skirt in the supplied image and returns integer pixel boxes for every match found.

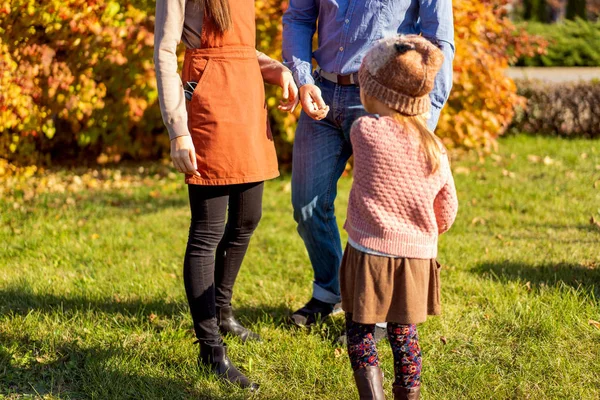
[340,244,442,325]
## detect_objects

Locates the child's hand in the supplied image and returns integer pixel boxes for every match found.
[277,70,299,112]
[299,84,330,120]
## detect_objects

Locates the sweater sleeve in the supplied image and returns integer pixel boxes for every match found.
[256,50,290,86]
[433,157,458,234]
[154,0,190,141]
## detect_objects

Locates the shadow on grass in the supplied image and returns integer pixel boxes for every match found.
[234,303,346,342]
[235,303,293,328]
[0,285,309,330]
[0,332,244,400]
[471,260,600,297]
[0,285,187,319]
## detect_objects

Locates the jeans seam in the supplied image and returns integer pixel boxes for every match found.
[323,139,346,252]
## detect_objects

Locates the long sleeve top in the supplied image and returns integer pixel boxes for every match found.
[345,115,458,259]
[154,0,288,140]
[282,0,454,130]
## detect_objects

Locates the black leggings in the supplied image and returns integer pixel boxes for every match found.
[184,182,264,346]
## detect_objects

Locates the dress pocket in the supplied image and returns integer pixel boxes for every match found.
[185,57,214,119]
[184,58,213,102]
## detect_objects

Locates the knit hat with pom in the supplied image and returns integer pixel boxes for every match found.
[358,35,444,115]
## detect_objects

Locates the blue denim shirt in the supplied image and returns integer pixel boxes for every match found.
[282,0,455,129]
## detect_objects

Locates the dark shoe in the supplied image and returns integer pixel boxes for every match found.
[336,325,387,346]
[392,385,420,400]
[198,344,259,391]
[217,306,261,342]
[291,297,335,327]
[354,366,385,400]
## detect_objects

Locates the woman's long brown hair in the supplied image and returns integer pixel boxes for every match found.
[201,0,232,33]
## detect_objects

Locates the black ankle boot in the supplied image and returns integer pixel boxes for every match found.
[217,306,261,342]
[198,344,259,391]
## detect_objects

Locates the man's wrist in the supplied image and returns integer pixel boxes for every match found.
[293,69,315,88]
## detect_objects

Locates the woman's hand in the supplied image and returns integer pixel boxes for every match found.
[171,135,201,177]
[277,69,299,112]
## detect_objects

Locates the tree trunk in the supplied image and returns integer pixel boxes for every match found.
[566,0,587,19]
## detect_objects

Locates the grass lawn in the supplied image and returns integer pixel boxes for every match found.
[1,135,599,399]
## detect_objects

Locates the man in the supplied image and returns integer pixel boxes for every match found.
[282,0,455,326]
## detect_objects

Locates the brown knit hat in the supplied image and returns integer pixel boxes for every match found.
[358,35,444,115]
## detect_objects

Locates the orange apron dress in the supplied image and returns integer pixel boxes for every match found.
[182,1,279,186]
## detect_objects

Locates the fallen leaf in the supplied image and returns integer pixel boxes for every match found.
[527,154,541,163]
[471,217,486,226]
[495,234,504,241]
[483,314,491,320]
[440,336,447,345]
[589,320,600,330]
[543,156,554,165]
[334,348,344,358]
[490,154,502,162]
[590,216,600,229]
[454,166,471,175]
[594,180,600,189]
[149,313,157,322]
[470,198,478,206]
[581,261,597,270]
[502,169,515,178]
[525,281,531,291]
[565,171,576,179]
[581,153,588,159]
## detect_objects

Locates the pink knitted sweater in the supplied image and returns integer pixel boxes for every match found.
[344,116,458,259]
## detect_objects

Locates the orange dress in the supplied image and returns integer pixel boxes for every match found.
[182,1,279,185]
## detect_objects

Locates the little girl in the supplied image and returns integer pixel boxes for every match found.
[341,35,459,400]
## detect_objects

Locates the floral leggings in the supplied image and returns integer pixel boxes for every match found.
[346,313,422,389]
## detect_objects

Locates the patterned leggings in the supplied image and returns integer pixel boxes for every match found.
[346,313,422,389]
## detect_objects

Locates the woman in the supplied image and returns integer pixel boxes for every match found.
[154,0,298,390]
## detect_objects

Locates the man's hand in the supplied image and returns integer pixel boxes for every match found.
[171,135,201,177]
[299,84,330,120]
[277,70,299,112]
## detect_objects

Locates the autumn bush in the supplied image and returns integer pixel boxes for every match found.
[0,0,161,165]
[436,0,545,151]
[0,0,541,166]
[511,79,600,138]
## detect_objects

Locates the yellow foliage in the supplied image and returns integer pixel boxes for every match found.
[0,0,542,165]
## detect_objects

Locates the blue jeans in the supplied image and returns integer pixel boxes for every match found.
[292,74,368,304]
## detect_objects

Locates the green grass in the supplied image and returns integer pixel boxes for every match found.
[1,135,600,399]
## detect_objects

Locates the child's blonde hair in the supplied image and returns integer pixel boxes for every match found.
[392,113,443,175]
[362,93,443,174]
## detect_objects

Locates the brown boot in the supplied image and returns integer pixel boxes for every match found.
[392,385,420,400]
[353,366,385,399]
